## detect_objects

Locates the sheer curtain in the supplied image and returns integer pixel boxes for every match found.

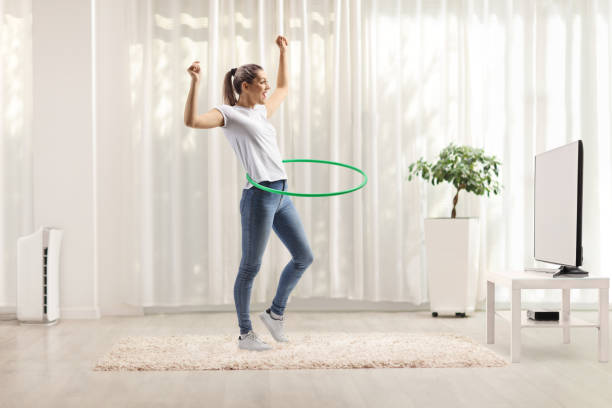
[0,0,32,313]
[3,0,611,313]
[95,0,611,311]
[93,0,612,311]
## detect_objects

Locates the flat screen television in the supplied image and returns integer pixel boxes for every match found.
[533,140,587,277]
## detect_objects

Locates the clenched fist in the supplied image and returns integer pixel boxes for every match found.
[187,61,201,82]
[275,35,288,52]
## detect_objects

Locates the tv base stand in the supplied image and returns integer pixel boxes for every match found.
[552,265,589,278]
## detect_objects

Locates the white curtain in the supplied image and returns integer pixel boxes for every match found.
[2,0,611,312]
[0,0,32,312]
[96,0,611,310]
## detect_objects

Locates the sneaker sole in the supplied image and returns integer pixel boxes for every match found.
[238,342,272,351]
[259,313,289,342]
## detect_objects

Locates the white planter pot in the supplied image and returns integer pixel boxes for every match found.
[424,218,480,316]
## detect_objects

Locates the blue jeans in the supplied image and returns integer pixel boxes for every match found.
[235,179,314,335]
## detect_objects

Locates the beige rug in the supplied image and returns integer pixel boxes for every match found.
[93,332,507,371]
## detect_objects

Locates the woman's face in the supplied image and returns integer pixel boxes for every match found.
[242,70,270,104]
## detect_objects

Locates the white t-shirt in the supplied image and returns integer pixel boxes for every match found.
[214,103,288,189]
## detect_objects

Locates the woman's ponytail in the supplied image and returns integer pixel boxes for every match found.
[223,69,237,106]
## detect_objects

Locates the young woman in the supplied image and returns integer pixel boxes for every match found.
[184,36,314,351]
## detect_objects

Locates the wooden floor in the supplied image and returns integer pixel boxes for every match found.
[2,310,612,407]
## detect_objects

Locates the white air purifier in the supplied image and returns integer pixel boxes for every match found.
[17,226,64,325]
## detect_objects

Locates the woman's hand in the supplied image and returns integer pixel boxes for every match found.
[275,35,288,53]
[187,61,201,82]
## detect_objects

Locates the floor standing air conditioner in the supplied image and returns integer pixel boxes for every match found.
[17,226,64,325]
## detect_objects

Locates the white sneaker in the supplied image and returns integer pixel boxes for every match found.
[238,330,272,351]
[259,308,289,342]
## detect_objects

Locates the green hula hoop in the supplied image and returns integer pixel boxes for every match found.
[246,159,368,197]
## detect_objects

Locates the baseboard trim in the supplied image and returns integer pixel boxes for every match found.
[1,298,609,319]
[145,297,609,314]
[0,306,17,322]
[100,304,145,317]
[60,306,101,319]
[0,305,100,320]
[144,297,429,314]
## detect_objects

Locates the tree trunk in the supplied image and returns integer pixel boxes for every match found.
[451,186,464,219]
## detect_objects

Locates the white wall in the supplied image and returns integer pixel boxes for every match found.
[32,0,99,318]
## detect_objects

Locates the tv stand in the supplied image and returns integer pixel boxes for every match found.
[553,265,589,278]
[487,270,609,363]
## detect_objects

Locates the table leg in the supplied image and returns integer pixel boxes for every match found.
[599,287,609,363]
[487,281,495,344]
[511,288,521,363]
[562,288,570,344]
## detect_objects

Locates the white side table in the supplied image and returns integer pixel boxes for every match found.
[486,270,609,363]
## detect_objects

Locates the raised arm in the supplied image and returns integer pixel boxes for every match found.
[264,36,289,119]
[184,61,224,129]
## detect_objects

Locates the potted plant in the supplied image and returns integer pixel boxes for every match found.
[407,143,502,317]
